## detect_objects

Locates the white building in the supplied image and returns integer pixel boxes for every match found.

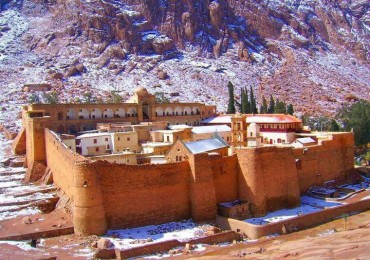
[191,125,232,143]
[76,133,113,156]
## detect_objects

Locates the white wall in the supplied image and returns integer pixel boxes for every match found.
[260,132,295,145]
[80,135,112,156]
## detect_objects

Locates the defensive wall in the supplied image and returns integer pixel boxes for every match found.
[294,133,355,193]
[41,129,355,236]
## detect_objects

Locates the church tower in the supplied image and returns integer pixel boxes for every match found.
[231,113,247,147]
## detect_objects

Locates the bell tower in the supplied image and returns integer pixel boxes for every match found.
[231,113,247,147]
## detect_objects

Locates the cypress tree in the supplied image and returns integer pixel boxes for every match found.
[240,88,246,113]
[330,119,340,131]
[287,104,294,115]
[245,87,251,113]
[249,86,258,114]
[227,81,236,114]
[268,95,275,114]
[261,96,268,114]
[275,99,287,113]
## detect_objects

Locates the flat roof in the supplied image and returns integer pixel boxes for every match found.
[168,125,193,130]
[151,129,182,134]
[76,132,112,139]
[142,142,173,147]
[202,116,231,124]
[185,136,229,154]
[296,137,317,144]
[192,125,231,134]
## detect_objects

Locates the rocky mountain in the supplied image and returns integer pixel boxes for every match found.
[0,0,369,129]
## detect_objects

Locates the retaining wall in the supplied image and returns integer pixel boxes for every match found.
[216,198,370,239]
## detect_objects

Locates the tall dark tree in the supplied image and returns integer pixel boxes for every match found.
[330,119,340,131]
[275,100,287,114]
[249,86,258,114]
[227,81,236,114]
[287,104,294,115]
[261,96,268,114]
[337,100,370,145]
[245,88,251,113]
[241,87,250,113]
[240,88,245,113]
[268,95,275,114]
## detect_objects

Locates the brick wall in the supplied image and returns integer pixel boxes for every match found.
[45,129,86,199]
[96,161,191,229]
[236,147,301,216]
[294,133,355,193]
[210,154,239,203]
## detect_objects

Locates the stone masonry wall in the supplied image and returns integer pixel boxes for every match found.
[294,133,355,193]
[210,154,239,204]
[96,161,192,229]
[236,147,301,217]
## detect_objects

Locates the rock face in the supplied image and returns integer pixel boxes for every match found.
[0,0,368,120]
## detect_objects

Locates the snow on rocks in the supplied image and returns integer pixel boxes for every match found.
[105,219,211,250]
[0,134,56,220]
[244,195,341,225]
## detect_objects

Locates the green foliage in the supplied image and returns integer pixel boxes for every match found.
[42,91,59,104]
[29,93,41,104]
[287,104,294,115]
[82,91,96,104]
[275,99,287,114]
[365,151,370,165]
[155,92,170,104]
[301,114,332,131]
[108,91,123,103]
[249,86,258,114]
[330,119,340,132]
[260,96,268,114]
[337,100,370,146]
[227,81,236,114]
[268,95,275,114]
[240,87,250,113]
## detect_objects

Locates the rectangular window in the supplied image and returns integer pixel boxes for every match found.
[58,112,63,120]
[118,137,120,141]
[93,139,97,144]
[105,138,108,142]
[95,147,99,152]
[127,137,130,141]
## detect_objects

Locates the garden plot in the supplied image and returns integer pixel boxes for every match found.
[105,220,211,250]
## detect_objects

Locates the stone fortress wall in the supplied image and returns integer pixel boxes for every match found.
[43,128,355,236]
[13,88,356,236]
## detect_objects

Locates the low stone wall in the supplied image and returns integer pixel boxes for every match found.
[98,231,240,259]
[216,198,370,239]
[115,240,182,260]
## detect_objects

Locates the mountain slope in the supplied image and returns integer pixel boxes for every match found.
[0,0,369,129]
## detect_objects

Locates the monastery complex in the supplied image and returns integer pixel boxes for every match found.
[12,88,357,237]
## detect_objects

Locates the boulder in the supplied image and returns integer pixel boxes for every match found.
[152,36,174,54]
[22,216,32,224]
[158,70,168,80]
[51,72,64,80]
[97,238,113,250]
